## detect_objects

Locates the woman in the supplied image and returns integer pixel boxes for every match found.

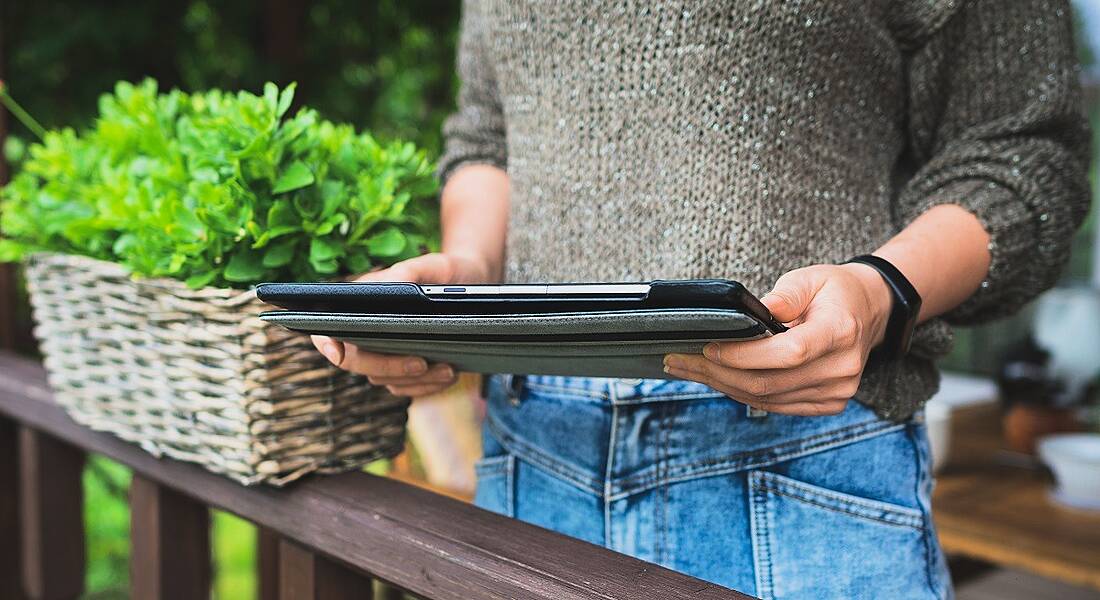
[314,1,1091,597]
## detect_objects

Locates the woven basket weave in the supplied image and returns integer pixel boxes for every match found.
[24,252,410,486]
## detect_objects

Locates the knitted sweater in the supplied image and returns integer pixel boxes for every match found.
[438,0,1092,421]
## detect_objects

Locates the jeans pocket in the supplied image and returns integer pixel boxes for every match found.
[474,454,515,518]
[748,470,941,600]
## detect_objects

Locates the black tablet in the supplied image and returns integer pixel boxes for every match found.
[257,279,785,379]
[256,279,786,333]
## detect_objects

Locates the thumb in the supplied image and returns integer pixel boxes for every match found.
[761,270,816,323]
[354,253,453,284]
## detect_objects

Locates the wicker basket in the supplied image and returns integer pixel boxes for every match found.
[23,252,410,486]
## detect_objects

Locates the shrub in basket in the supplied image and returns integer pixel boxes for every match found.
[0,80,440,485]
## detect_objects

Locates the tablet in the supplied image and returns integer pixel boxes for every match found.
[257,279,785,379]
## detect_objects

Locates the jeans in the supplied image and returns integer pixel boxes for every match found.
[475,375,952,599]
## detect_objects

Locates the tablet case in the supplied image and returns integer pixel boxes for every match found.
[262,308,769,379]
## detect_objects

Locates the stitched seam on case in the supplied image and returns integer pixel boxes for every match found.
[485,414,602,495]
[610,420,904,499]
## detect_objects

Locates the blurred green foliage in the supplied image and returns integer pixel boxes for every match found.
[2,1,460,597]
[2,0,459,155]
[1,80,440,288]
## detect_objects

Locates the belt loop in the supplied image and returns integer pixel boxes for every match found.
[746,405,768,418]
[507,374,526,406]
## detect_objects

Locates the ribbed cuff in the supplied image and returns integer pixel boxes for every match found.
[898,178,1036,323]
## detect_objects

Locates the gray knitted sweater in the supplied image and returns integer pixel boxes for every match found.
[438,0,1092,420]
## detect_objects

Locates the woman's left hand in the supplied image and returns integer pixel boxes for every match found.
[664,264,894,416]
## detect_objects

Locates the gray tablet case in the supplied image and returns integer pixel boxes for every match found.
[262,309,770,379]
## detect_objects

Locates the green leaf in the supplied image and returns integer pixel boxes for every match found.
[262,238,298,268]
[223,249,265,282]
[0,239,26,262]
[0,79,441,291]
[184,269,219,289]
[309,257,339,274]
[365,227,406,257]
[268,200,298,227]
[309,237,344,263]
[346,251,372,274]
[276,83,296,118]
[272,161,314,194]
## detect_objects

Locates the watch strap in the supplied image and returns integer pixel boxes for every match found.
[845,254,922,361]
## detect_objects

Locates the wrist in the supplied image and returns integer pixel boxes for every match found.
[839,262,892,348]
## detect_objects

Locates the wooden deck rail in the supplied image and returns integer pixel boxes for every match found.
[0,351,753,600]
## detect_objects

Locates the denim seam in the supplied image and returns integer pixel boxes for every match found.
[754,485,924,531]
[609,420,905,500]
[524,382,730,405]
[485,414,603,496]
[749,472,774,599]
[505,454,516,519]
[755,471,924,524]
[656,401,671,564]
[604,381,622,548]
[524,382,610,400]
[611,392,734,405]
[473,454,511,477]
[907,421,943,599]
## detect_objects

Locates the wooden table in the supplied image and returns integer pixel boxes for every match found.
[932,404,1100,591]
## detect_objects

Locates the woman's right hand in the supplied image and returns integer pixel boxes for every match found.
[311,252,494,396]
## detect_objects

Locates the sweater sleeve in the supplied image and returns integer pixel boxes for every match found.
[896,0,1092,325]
[437,0,508,183]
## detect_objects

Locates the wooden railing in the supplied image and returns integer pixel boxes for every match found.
[0,351,753,600]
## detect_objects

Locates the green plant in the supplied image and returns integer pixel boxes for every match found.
[0,79,439,288]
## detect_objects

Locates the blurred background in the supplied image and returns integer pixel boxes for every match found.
[0,1,1098,599]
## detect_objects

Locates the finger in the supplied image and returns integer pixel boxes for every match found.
[355,253,455,284]
[367,363,456,386]
[689,314,836,370]
[337,344,429,377]
[760,268,824,323]
[665,361,831,404]
[385,382,457,397]
[741,400,849,416]
[666,368,848,415]
[312,335,345,366]
[665,351,861,396]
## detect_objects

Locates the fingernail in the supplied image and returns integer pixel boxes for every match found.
[319,340,341,364]
[442,365,456,380]
[404,359,428,375]
[703,343,719,361]
[665,356,682,370]
[663,363,673,375]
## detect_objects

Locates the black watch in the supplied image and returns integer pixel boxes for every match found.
[844,255,921,362]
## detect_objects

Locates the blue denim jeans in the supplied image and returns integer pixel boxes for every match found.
[475,375,952,599]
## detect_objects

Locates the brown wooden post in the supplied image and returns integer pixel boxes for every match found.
[279,538,372,600]
[129,474,211,600]
[0,417,22,599]
[19,427,85,600]
[258,526,282,600]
